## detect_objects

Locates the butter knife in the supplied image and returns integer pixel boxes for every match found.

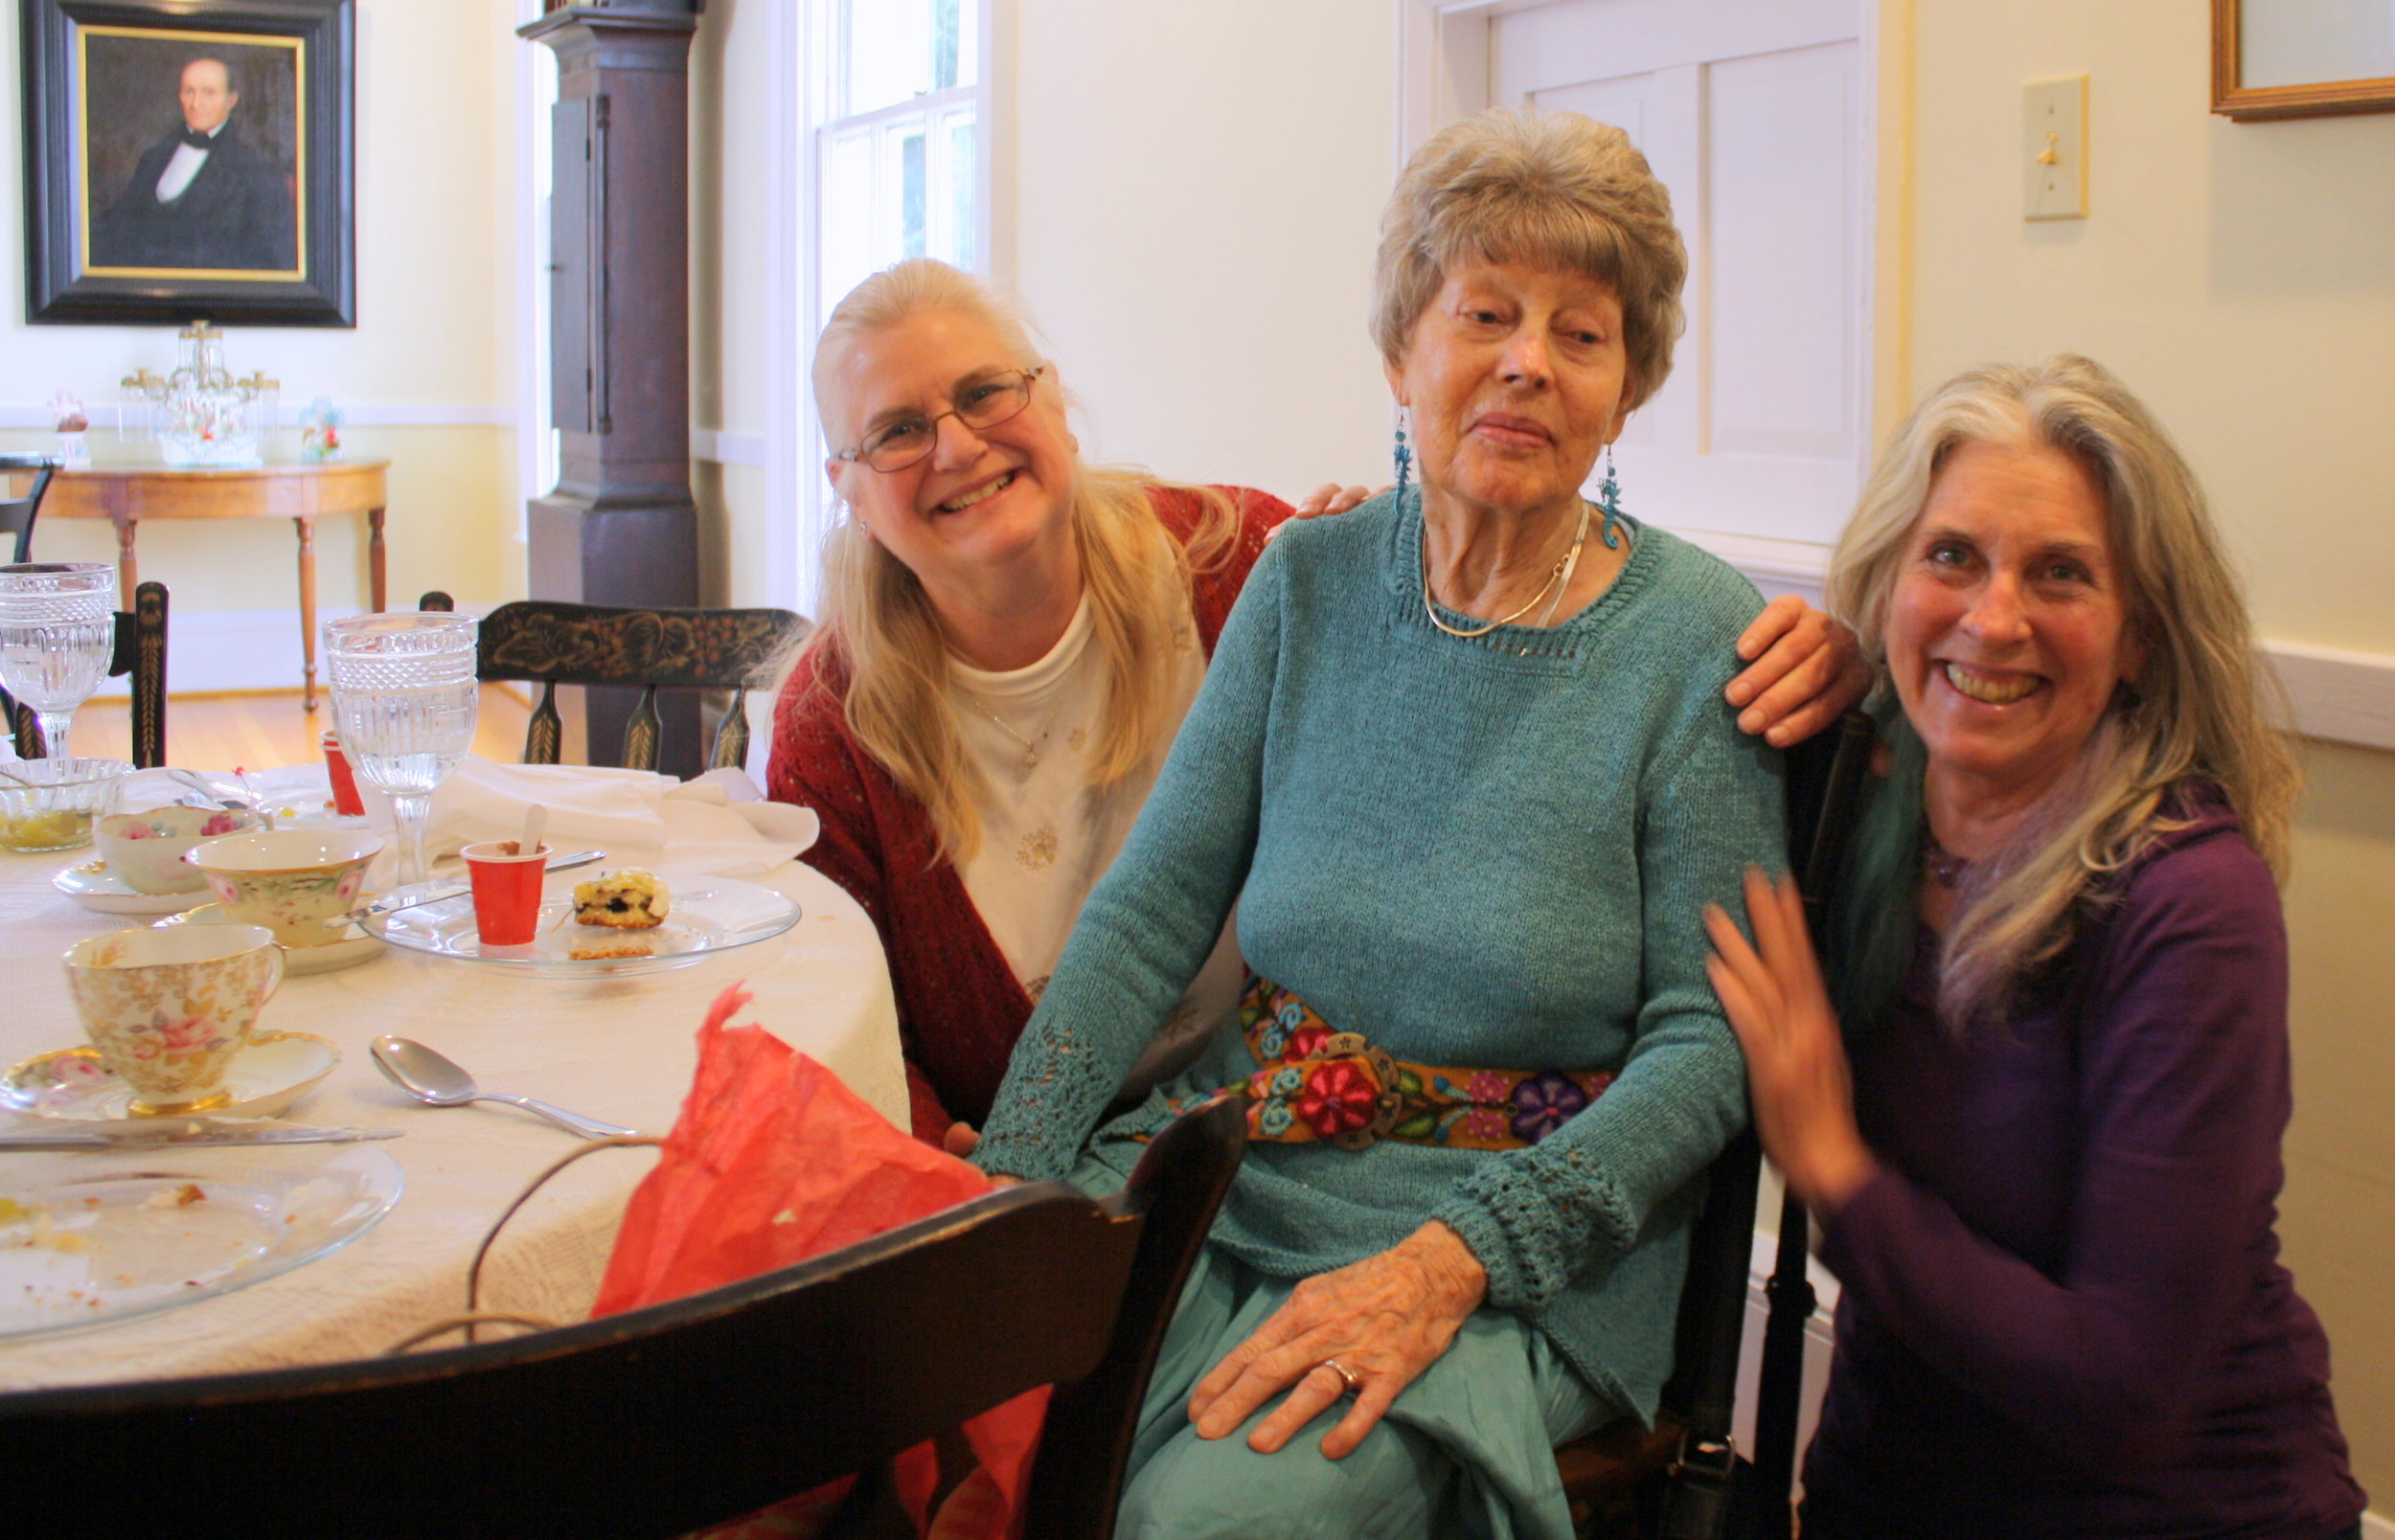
[0,1120,403,1150]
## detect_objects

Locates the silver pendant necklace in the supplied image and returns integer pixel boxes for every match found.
[971,699,1049,769]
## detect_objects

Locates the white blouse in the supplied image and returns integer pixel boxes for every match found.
[948,594,1246,1098]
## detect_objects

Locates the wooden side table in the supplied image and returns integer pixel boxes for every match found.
[15,461,390,711]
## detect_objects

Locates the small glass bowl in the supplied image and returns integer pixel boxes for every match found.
[0,758,136,852]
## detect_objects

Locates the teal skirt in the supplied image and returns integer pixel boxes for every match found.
[1070,1156,1615,1540]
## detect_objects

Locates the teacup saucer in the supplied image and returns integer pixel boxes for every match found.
[0,1031,341,1122]
[160,902,384,974]
[51,860,212,917]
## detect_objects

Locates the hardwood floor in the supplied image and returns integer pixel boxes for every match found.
[65,688,534,772]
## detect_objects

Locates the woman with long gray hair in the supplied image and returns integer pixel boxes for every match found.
[1708,354,2363,1538]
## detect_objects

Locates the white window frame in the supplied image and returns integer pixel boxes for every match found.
[775,0,1005,619]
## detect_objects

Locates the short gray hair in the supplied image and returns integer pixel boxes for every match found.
[1372,108,1686,411]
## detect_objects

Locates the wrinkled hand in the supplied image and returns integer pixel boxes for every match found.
[1726,596,1870,747]
[1287,483,1384,520]
[1187,1221,1485,1460]
[1704,868,1875,1213]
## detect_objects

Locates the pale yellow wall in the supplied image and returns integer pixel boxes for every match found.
[1005,0,1395,498]
[0,0,524,626]
[1903,0,2395,1498]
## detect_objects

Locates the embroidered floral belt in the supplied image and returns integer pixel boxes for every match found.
[1228,978,1613,1152]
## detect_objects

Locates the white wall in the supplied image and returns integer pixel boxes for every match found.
[1001,0,1397,499]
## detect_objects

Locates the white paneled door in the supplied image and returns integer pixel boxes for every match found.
[1485,0,1871,550]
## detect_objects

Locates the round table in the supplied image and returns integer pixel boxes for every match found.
[0,816,904,1391]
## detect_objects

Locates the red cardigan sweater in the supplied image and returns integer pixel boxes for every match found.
[767,485,1289,1143]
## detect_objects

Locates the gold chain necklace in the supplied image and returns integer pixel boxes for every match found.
[1420,499,1595,640]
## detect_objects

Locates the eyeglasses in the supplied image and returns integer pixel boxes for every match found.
[833,366,1047,473]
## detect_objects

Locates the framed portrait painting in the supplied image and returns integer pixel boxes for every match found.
[19,0,355,326]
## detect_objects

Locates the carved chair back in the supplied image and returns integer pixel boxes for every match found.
[6,579,168,769]
[418,593,805,776]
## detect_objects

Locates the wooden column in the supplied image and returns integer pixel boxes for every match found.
[519,1,704,775]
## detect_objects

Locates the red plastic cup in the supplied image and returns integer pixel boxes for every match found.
[462,840,552,946]
[322,730,366,817]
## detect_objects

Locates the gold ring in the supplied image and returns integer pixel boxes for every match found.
[1316,1357,1360,1396]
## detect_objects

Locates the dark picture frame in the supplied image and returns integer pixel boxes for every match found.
[19,0,354,326]
[2213,0,2395,121]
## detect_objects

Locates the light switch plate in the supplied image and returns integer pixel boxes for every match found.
[2024,75,2088,220]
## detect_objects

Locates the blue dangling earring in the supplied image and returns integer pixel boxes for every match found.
[1393,409,1412,499]
[1596,442,1626,550]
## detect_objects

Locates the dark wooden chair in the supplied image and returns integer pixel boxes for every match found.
[419,591,805,777]
[2,452,63,756]
[1558,709,1877,1539]
[0,1095,1246,1540]
[0,451,60,563]
[5,578,169,769]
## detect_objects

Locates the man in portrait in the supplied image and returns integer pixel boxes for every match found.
[89,56,296,272]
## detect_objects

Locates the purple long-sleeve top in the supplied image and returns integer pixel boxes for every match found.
[1800,795,2365,1540]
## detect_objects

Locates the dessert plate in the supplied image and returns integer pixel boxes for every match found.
[0,1143,402,1340]
[52,861,212,917]
[364,871,801,977]
[160,902,384,975]
[1,1032,341,1122]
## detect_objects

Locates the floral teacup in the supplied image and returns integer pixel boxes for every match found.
[186,828,384,948]
[94,804,261,895]
[61,923,285,1115]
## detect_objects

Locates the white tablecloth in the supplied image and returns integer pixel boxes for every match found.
[0,793,903,1391]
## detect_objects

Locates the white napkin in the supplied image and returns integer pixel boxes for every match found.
[331,758,817,882]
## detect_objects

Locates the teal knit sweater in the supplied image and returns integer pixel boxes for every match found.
[972,489,1786,1417]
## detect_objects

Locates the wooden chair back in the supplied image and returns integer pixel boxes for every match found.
[5,579,167,768]
[418,591,805,776]
[0,452,59,564]
[1557,710,1877,1538]
[0,1096,1246,1540]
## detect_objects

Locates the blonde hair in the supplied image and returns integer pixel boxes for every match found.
[1827,355,2298,1027]
[802,259,1237,862]
[1373,107,1686,410]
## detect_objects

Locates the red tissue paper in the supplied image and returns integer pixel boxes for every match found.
[592,985,1046,1540]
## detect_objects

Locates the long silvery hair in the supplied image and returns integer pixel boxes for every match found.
[1824,355,2297,1030]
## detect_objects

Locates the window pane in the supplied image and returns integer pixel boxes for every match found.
[954,0,978,89]
[901,130,926,259]
[933,0,961,91]
[845,0,929,116]
[947,118,976,269]
[820,126,877,316]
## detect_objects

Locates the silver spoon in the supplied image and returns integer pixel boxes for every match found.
[369,1035,637,1140]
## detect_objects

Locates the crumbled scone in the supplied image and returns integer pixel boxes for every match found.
[572,869,670,929]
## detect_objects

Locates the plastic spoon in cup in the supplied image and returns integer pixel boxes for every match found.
[370,1035,636,1140]
[517,803,548,859]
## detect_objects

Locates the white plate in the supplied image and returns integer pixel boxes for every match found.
[160,902,384,975]
[51,861,213,917]
[0,1143,402,1340]
[1,1032,341,1122]
[364,871,801,977]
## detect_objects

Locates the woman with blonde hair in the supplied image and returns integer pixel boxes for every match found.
[1709,355,2363,1538]
[771,255,1853,1155]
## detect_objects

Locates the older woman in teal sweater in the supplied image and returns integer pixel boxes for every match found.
[971,107,1784,1540]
